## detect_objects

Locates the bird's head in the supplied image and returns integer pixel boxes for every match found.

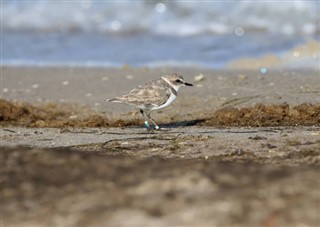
[162,73,193,91]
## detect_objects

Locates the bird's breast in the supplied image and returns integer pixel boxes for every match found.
[152,92,177,110]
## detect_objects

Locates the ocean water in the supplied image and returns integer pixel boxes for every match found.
[2,1,320,69]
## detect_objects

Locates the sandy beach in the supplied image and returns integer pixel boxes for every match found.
[1,66,320,227]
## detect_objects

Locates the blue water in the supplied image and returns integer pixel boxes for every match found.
[4,32,314,68]
[2,1,319,68]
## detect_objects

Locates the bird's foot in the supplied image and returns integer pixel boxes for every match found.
[144,121,160,131]
[145,121,152,130]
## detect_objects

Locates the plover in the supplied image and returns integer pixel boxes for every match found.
[106,73,193,130]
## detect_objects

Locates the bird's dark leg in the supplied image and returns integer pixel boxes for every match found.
[140,109,151,129]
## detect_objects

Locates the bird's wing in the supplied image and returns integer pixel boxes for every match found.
[116,79,171,108]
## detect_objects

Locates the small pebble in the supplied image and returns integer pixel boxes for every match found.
[69,115,78,119]
[62,81,69,86]
[101,76,109,81]
[266,143,277,149]
[236,149,243,156]
[126,75,134,80]
[3,88,8,93]
[32,84,39,89]
[194,74,205,82]
[85,93,92,97]
[237,74,247,80]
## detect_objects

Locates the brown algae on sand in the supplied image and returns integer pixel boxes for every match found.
[0,99,139,128]
[0,99,319,128]
[204,103,320,127]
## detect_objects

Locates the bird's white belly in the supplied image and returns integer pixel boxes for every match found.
[152,92,177,110]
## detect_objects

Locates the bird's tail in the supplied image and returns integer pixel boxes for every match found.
[105,98,123,103]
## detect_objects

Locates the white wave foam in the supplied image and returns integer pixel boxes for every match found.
[2,1,319,36]
[1,59,123,68]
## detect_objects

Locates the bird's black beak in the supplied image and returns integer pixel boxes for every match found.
[184,82,193,86]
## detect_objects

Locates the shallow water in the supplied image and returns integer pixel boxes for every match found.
[4,32,320,68]
[2,1,320,69]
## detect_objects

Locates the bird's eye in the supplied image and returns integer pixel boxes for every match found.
[175,79,181,83]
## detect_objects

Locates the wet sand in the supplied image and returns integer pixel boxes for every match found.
[1,66,320,227]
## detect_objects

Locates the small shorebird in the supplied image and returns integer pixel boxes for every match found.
[106,73,193,130]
